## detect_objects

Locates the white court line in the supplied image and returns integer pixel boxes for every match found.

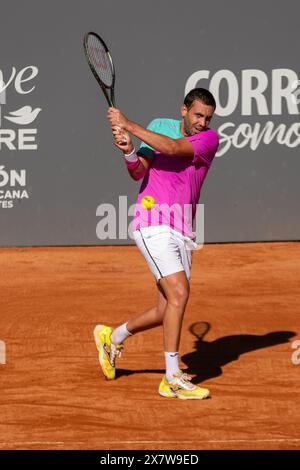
[0,439,300,446]
[0,442,68,446]
[96,439,300,444]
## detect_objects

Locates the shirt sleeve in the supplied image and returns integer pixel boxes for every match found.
[185,129,219,168]
[137,119,160,159]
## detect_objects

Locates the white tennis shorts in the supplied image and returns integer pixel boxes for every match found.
[133,226,196,282]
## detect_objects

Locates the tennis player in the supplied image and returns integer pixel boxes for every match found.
[94,88,219,399]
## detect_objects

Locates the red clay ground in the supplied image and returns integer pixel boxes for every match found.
[0,242,299,450]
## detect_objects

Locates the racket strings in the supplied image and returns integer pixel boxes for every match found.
[86,34,113,87]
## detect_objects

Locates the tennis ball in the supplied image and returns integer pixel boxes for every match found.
[141,195,155,210]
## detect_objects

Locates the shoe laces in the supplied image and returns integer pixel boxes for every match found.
[173,371,195,390]
[110,343,123,366]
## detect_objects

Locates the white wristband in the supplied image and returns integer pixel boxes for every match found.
[124,148,138,162]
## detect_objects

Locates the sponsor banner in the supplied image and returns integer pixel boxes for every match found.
[0,66,41,151]
[185,68,300,157]
[0,65,39,210]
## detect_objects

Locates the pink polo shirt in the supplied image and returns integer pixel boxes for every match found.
[133,118,219,240]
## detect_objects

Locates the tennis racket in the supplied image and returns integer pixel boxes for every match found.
[83,32,126,144]
[83,32,116,107]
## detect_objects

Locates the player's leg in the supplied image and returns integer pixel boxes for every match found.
[93,283,167,380]
[156,270,189,384]
[159,270,189,352]
[109,287,166,343]
[123,283,167,335]
[116,268,189,371]
[156,243,210,400]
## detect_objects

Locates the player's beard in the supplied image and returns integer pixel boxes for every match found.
[183,115,199,136]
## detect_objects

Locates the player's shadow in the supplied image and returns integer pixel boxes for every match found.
[116,322,296,380]
[182,322,297,384]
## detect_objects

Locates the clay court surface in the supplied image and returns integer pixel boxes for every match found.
[0,242,299,450]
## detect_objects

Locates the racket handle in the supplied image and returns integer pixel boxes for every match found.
[116,125,127,144]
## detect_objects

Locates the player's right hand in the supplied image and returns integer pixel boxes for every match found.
[112,125,134,154]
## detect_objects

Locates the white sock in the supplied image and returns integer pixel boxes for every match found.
[111,322,132,345]
[164,352,180,381]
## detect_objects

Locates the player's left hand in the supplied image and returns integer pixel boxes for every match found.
[112,125,134,154]
[108,107,130,130]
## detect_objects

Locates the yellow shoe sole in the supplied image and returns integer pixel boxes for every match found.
[93,324,115,380]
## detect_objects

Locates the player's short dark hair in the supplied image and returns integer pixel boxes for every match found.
[184,88,216,110]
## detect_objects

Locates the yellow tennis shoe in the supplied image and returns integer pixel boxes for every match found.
[159,370,210,400]
[93,324,123,380]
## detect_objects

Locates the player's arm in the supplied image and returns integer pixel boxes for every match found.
[129,122,194,157]
[124,153,151,181]
[108,108,194,157]
[133,154,151,180]
[112,126,151,181]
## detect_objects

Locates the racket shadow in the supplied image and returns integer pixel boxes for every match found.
[182,321,297,384]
